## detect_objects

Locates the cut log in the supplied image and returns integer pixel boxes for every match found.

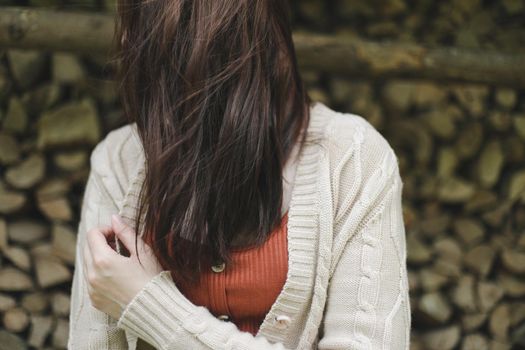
[0,7,524,86]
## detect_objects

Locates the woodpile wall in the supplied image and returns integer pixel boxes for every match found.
[0,0,524,349]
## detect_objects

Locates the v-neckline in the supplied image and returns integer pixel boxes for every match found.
[254,101,328,343]
[119,101,330,346]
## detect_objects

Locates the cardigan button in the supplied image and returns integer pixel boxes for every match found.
[360,301,374,312]
[225,338,242,350]
[211,262,226,273]
[362,267,376,279]
[363,236,378,247]
[274,315,291,329]
[182,314,207,334]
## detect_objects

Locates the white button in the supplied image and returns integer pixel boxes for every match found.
[182,314,207,334]
[225,338,242,350]
[359,302,374,312]
[362,267,376,279]
[211,262,226,273]
[218,314,230,321]
[355,333,371,346]
[274,315,291,329]
[363,236,378,247]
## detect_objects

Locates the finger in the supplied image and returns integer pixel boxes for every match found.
[111,214,137,254]
[98,225,117,251]
[86,227,119,258]
[98,225,115,240]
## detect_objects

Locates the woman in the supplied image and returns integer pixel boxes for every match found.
[68,1,411,349]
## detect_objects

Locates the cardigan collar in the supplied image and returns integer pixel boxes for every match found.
[256,101,332,346]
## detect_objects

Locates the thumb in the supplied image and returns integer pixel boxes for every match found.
[111,214,136,254]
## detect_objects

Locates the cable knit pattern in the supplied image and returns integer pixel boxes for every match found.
[67,101,411,350]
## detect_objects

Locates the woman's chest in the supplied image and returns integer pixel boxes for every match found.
[171,212,289,334]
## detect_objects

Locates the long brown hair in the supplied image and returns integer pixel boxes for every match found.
[113,0,313,282]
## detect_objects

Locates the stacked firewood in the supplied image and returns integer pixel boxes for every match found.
[0,0,524,349]
[0,49,119,349]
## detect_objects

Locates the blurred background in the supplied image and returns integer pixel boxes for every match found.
[0,0,524,349]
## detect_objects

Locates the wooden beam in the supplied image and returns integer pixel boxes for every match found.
[1,6,524,87]
[293,34,525,87]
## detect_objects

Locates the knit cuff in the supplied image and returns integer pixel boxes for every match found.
[116,270,199,348]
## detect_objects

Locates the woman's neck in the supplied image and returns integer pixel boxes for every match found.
[281,137,301,217]
[228,137,302,249]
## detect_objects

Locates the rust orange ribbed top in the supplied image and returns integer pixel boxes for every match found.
[171,211,289,335]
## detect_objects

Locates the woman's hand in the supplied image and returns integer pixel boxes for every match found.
[82,214,164,320]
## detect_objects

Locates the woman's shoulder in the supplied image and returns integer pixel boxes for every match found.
[316,105,403,268]
[316,103,402,221]
[315,102,399,175]
[88,122,144,198]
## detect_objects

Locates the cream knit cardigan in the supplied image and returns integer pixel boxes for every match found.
[68,101,411,350]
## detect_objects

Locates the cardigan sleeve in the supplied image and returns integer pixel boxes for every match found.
[318,167,412,349]
[115,271,292,349]
[68,141,130,350]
